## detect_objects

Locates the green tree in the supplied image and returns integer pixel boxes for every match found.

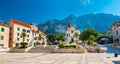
[57,34,65,41]
[20,32,27,42]
[97,34,109,41]
[80,29,98,41]
[20,42,28,48]
[89,35,96,42]
[47,34,57,43]
[74,32,80,43]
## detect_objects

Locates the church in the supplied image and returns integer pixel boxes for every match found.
[65,21,80,44]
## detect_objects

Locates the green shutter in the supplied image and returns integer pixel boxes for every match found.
[1,28,4,32]
[17,28,20,31]
[1,36,4,40]
[17,33,19,36]
[17,38,19,41]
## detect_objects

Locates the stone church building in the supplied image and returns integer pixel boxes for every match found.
[65,21,80,44]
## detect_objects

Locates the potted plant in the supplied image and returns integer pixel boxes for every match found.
[113,43,118,57]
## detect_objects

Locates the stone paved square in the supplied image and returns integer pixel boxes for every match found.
[0,53,120,64]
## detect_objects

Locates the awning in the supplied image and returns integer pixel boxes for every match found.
[100,38,109,41]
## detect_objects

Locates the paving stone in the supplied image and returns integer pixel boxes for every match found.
[0,53,118,64]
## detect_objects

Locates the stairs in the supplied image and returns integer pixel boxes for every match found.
[27,45,57,53]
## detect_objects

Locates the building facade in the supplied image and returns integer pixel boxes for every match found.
[0,24,9,49]
[9,19,47,48]
[9,20,33,47]
[65,21,80,44]
[31,25,47,45]
[111,21,120,44]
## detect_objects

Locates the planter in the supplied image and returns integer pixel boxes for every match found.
[114,53,118,57]
[10,46,33,53]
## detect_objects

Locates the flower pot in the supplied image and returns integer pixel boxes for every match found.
[114,53,118,57]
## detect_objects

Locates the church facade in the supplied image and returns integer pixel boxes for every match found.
[65,21,80,44]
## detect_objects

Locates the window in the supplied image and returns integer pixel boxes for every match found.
[22,29,26,32]
[108,32,110,34]
[69,33,70,37]
[17,33,20,36]
[27,30,30,33]
[17,38,19,41]
[67,33,69,37]
[0,36,4,40]
[34,37,37,40]
[71,38,74,42]
[17,27,20,31]
[27,35,29,37]
[71,31,73,33]
[0,44,4,48]
[10,27,12,30]
[27,39,29,42]
[15,43,19,47]
[116,30,118,35]
[1,28,4,32]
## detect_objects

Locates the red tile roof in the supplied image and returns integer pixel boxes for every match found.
[0,24,9,27]
[41,32,46,36]
[33,30,39,34]
[10,19,31,28]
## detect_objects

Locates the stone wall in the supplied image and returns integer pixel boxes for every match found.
[54,48,85,53]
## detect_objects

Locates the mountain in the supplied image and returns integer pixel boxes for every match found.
[37,13,120,34]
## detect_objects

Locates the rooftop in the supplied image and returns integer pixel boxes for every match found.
[112,21,120,27]
[10,19,31,28]
[41,32,46,36]
[0,23,9,27]
[33,30,39,34]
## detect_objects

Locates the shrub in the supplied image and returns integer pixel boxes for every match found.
[58,44,65,48]
[34,43,36,47]
[71,45,76,48]
[65,45,69,48]
[58,44,77,48]
[88,41,96,46]
[113,43,118,47]
[64,45,76,48]
[42,41,45,45]
[69,42,72,44]
[36,41,40,45]
[20,42,28,48]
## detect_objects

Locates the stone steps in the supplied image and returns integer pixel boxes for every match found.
[27,45,57,53]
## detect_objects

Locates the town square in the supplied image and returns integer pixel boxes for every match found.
[1,0,120,64]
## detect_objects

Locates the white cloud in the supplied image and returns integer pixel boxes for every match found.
[79,0,92,6]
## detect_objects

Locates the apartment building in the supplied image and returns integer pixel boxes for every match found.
[0,24,9,49]
[9,20,33,48]
[9,19,47,48]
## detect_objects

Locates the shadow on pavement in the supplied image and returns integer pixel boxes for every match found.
[113,61,120,64]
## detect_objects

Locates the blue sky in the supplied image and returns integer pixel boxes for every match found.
[0,0,119,24]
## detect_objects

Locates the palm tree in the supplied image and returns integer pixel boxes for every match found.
[20,32,27,42]
[74,32,79,44]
